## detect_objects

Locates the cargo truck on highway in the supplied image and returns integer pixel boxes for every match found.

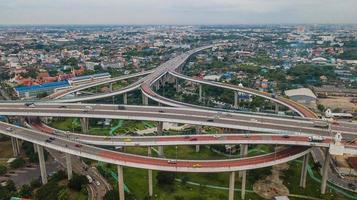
[313,121,329,128]
[308,136,324,142]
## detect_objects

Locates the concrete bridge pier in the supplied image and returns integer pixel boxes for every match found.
[142,93,149,106]
[123,93,128,105]
[80,118,89,134]
[239,144,248,200]
[11,137,19,157]
[148,147,153,196]
[239,144,248,178]
[300,153,309,188]
[65,153,73,180]
[275,103,279,113]
[37,145,47,184]
[117,165,125,200]
[109,83,113,92]
[195,126,201,152]
[234,91,239,109]
[198,84,203,103]
[228,171,235,200]
[321,148,330,194]
[157,122,164,156]
[175,78,179,92]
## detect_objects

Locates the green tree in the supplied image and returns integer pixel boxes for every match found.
[58,188,70,200]
[10,157,25,169]
[0,165,7,175]
[104,189,118,200]
[68,174,88,191]
[317,104,325,112]
[156,171,175,186]
[35,182,60,200]
[19,184,32,198]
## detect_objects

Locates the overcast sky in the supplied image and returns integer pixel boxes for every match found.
[1,0,357,25]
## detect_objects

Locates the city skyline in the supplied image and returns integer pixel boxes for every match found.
[1,0,357,25]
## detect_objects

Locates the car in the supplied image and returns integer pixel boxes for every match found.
[59,105,67,108]
[189,138,197,141]
[192,164,202,168]
[282,135,290,138]
[184,135,190,139]
[250,119,258,122]
[158,110,164,113]
[207,119,214,122]
[75,144,82,148]
[49,137,55,140]
[167,160,177,164]
[123,138,132,142]
[29,104,36,108]
[243,134,250,138]
[6,127,13,132]
[9,171,15,174]
[118,105,126,110]
[331,121,339,126]
[213,135,221,139]
[45,139,52,143]
[95,181,101,186]
[24,102,34,107]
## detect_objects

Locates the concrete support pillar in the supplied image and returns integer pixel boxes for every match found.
[234,91,239,109]
[198,84,203,103]
[80,118,89,134]
[155,82,160,91]
[117,165,125,200]
[16,139,21,154]
[157,122,164,156]
[37,145,47,184]
[109,83,113,92]
[175,78,179,92]
[148,147,153,196]
[11,137,18,157]
[65,153,73,180]
[142,93,148,106]
[239,144,248,178]
[123,93,128,105]
[321,148,330,194]
[228,171,235,200]
[300,153,309,188]
[33,143,38,153]
[195,126,201,152]
[275,103,279,113]
[241,169,247,200]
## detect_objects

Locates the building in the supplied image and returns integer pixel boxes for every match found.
[15,80,70,98]
[285,88,317,108]
[68,73,111,86]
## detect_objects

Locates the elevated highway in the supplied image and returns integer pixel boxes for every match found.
[0,121,312,173]
[0,103,355,136]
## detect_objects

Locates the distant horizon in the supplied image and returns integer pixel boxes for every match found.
[2,0,357,25]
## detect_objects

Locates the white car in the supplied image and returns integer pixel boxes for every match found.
[6,127,13,132]
[95,181,100,186]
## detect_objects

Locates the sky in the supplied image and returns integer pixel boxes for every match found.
[1,0,357,25]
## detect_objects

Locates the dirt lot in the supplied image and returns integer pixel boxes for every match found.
[318,97,357,112]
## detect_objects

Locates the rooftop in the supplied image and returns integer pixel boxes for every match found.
[285,88,317,99]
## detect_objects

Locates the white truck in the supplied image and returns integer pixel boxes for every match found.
[86,175,93,183]
[308,136,324,142]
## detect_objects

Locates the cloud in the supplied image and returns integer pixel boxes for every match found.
[0,0,356,24]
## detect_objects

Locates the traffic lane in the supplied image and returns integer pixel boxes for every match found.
[0,122,309,171]
[0,108,337,135]
[30,122,335,148]
[0,103,328,130]
[98,146,308,168]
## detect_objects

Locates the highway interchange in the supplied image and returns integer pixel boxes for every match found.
[0,43,356,199]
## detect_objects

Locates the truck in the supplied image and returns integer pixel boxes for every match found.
[308,136,324,142]
[313,121,329,128]
[86,175,93,183]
